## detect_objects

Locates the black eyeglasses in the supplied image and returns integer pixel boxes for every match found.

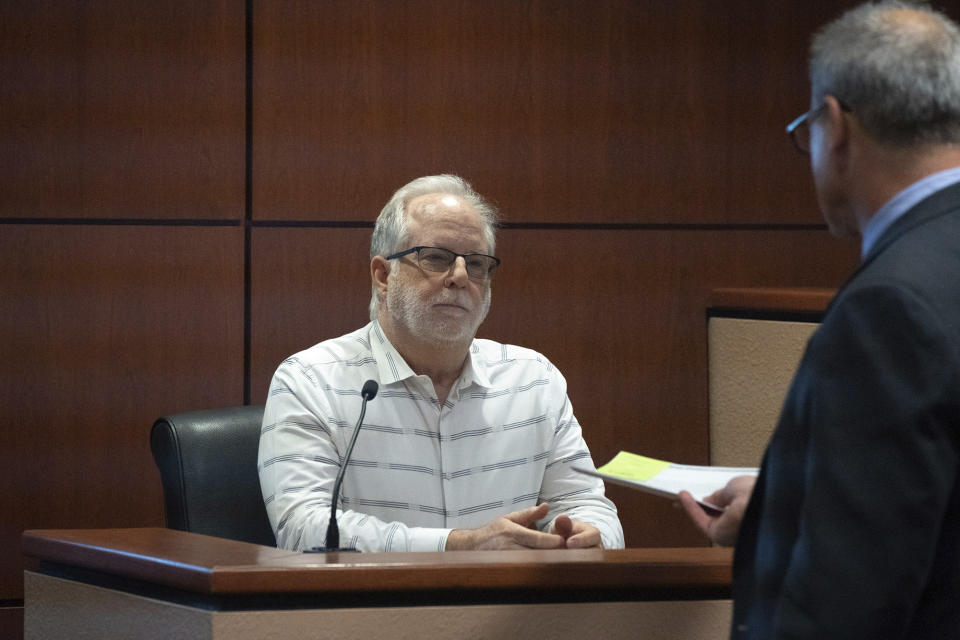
[786,99,852,155]
[385,246,500,282]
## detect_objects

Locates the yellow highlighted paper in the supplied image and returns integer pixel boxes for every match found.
[596,451,671,482]
[575,450,758,513]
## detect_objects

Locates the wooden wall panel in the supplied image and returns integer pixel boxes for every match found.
[0,225,244,601]
[0,1,245,220]
[250,226,858,547]
[0,608,21,640]
[252,0,864,225]
[250,228,374,399]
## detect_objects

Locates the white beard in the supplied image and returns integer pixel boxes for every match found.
[386,275,491,346]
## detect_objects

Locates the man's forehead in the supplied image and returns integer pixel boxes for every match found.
[439,195,460,208]
[409,192,469,213]
[408,193,482,226]
[405,194,486,248]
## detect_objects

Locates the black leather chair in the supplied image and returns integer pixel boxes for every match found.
[150,405,276,547]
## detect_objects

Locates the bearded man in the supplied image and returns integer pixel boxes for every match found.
[258,174,623,552]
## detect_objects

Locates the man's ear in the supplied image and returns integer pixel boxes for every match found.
[823,95,850,157]
[371,256,390,298]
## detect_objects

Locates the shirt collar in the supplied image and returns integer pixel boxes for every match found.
[368,321,417,385]
[861,165,960,258]
[367,321,494,393]
[462,341,493,389]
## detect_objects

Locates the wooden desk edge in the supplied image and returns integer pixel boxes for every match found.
[24,528,732,596]
[709,287,835,314]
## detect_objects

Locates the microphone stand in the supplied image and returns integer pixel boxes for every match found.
[306,380,378,553]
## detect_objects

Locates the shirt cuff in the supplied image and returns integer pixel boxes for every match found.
[407,528,453,552]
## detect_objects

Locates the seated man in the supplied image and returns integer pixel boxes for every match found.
[258,174,624,552]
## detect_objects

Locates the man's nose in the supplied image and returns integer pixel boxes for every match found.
[444,257,470,287]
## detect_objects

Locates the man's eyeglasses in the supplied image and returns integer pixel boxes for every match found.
[385,246,501,283]
[786,99,851,155]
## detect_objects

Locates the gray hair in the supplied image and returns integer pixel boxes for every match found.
[368,174,500,320]
[810,1,960,148]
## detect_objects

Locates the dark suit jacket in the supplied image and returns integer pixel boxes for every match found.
[731,180,960,638]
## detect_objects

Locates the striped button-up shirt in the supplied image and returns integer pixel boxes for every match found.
[258,321,624,552]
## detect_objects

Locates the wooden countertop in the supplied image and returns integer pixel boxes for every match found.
[23,528,732,597]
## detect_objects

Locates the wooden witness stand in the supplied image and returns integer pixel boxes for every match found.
[23,528,733,639]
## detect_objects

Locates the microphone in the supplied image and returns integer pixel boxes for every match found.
[307,379,378,553]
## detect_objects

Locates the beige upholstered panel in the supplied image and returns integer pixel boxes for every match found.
[708,317,819,467]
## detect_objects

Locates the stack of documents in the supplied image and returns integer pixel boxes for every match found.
[574,451,758,513]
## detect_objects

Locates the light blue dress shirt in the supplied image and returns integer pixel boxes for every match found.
[861,165,960,258]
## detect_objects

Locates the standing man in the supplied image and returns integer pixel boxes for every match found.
[681,2,960,637]
[259,174,624,552]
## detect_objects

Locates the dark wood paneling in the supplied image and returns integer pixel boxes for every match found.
[252,0,862,224]
[2,1,900,613]
[250,226,858,547]
[250,228,374,399]
[0,1,245,220]
[0,225,245,601]
[0,607,22,640]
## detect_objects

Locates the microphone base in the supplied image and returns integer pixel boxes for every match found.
[303,546,360,553]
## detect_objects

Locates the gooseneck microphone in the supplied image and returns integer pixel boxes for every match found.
[308,379,378,553]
